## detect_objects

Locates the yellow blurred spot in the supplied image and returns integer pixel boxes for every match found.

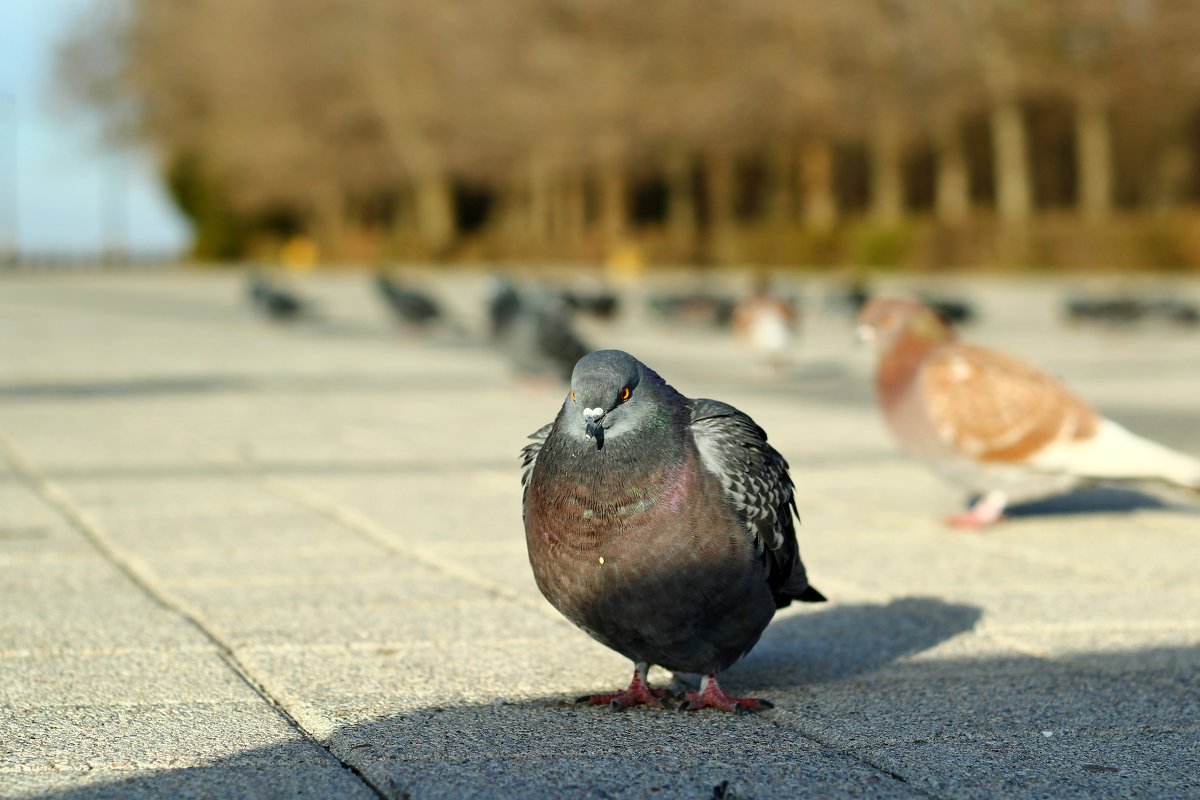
[605,241,643,283]
[281,236,319,271]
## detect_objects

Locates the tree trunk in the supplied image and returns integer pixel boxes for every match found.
[527,159,550,243]
[665,150,697,245]
[704,151,737,262]
[559,171,586,245]
[596,163,628,245]
[1151,143,1191,213]
[990,98,1032,225]
[763,142,793,223]
[1075,91,1113,221]
[935,127,970,225]
[311,186,345,263]
[870,109,904,225]
[414,171,455,253]
[799,138,836,231]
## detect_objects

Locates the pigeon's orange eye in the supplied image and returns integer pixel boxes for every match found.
[619,386,631,402]
[570,390,576,402]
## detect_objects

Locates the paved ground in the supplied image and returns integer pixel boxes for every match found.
[0,269,1198,800]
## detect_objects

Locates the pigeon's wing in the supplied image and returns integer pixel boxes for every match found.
[520,423,553,510]
[690,399,819,603]
[919,344,1098,463]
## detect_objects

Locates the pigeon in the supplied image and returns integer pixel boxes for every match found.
[731,283,798,368]
[646,292,737,328]
[561,287,621,320]
[374,273,442,328]
[923,296,977,327]
[1064,294,1200,328]
[857,296,1200,528]
[247,272,308,321]
[486,274,524,340]
[488,278,590,381]
[521,350,825,712]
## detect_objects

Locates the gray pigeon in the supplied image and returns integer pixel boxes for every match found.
[489,278,590,381]
[521,350,824,712]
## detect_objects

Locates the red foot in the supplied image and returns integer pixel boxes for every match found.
[577,666,667,710]
[945,492,1008,530]
[944,510,1009,530]
[681,675,773,714]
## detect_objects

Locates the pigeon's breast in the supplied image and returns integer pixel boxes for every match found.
[525,443,775,672]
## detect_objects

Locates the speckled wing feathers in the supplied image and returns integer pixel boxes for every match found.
[520,422,552,510]
[919,344,1099,463]
[689,399,804,597]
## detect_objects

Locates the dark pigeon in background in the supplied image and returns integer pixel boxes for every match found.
[923,295,977,327]
[374,272,442,328]
[521,350,824,712]
[488,277,589,381]
[1064,294,1199,328]
[561,287,621,320]
[486,274,524,341]
[247,272,308,321]
[645,291,737,328]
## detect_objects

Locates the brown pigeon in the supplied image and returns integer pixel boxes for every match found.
[857,296,1200,528]
[521,349,824,712]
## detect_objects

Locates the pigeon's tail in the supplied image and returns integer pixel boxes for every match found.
[775,583,827,608]
[795,585,827,603]
[1031,419,1200,490]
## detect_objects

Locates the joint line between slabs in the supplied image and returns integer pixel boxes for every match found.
[0,431,391,800]
[165,428,567,626]
[754,713,934,796]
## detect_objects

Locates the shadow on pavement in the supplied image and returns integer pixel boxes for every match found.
[20,599,1200,799]
[1007,485,1200,518]
[0,372,491,401]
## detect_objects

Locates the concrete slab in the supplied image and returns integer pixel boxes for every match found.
[1,271,1197,799]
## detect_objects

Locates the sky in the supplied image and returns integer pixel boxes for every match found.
[0,0,190,255]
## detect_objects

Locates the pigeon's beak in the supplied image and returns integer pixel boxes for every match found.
[583,407,605,441]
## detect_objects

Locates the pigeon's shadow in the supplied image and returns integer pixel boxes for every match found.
[1003,485,1200,519]
[731,596,982,690]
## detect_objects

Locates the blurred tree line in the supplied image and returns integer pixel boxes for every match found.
[57,0,1200,268]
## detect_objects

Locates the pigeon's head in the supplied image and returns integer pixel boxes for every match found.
[566,350,662,448]
[856,296,953,352]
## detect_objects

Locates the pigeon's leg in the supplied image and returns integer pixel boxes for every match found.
[576,662,667,710]
[681,674,773,714]
[945,490,1008,529]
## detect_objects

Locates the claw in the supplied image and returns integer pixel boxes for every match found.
[576,663,666,710]
[681,674,773,713]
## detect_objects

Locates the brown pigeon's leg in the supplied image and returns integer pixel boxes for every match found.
[681,674,773,714]
[945,490,1007,530]
[577,662,667,710]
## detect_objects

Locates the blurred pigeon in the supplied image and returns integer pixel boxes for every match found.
[562,287,621,320]
[731,283,798,368]
[1147,298,1200,326]
[247,272,308,321]
[646,291,737,328]
[488,277,590,381]
[1064,295,1144,326]
[521,350,825,712]
[374,273,442,328]
[823,280,870,317]
[922,296,977,327]
[858,296,1200,528]
[1065,294,1199,327]
[486,274,524,340]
